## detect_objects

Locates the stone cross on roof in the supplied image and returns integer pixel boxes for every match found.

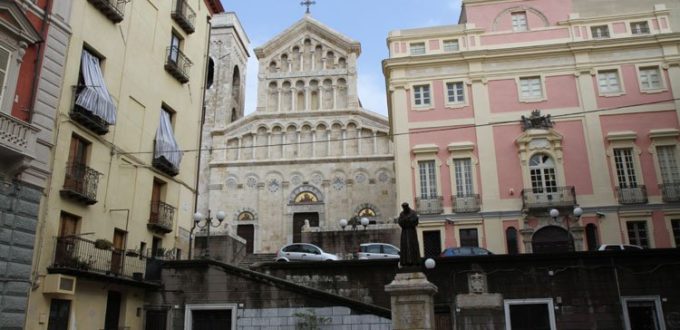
[300,0,316,14]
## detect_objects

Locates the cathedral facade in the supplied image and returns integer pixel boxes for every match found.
[200,15,396,253]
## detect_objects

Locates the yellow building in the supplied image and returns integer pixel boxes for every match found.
[26,0,223,329]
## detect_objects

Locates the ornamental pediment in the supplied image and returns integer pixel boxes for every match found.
[0,2,41,44]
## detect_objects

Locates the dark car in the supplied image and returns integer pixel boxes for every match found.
[440,247,493,257]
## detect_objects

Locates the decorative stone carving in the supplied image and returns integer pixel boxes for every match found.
[468,272,487,294]
[521,110,554,131]
[332,177,345,190]
[267,179,280,192]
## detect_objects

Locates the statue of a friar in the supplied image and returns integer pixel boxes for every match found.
[397,202,420,270]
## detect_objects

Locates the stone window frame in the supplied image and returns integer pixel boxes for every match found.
[629,20,651,35]
[618,211,655,248]
[590,24,611,39]
[635,63,667,93]
[515,129,566,193]
[503,298,557,330]
[605,131,645,190]
[648,129,680,188]
[511,11,529,32]
[453,220,485,249]
[621,296,665,330]
[596,67,626,97]
[412,144,442,201]
[442,39,460,52]
[446,142,478,198]
[184,303,238,330]
[516,75,547,103]
[409,42,426,56]
[443,79,469,108]
[410,82,433,110]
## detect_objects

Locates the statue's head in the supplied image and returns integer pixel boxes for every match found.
[401,202,409,210]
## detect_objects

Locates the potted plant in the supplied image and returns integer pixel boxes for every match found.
[125,248,140,257]
[94,239,113,250]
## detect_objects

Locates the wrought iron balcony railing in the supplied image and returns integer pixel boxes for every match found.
[660,183,680,203]
[87,0,127,23]
[416,196,443,215]
[61,162,101,205]
[616,186,648,204]
[522,186,576,210]
[152,140,180,177]
[451,194,481,213]
[171,0,196,34]
[164,46,192,84]
[51,236,147,281]
[0,112,38,162]
[148,201,175,234]
[70,86,111,135]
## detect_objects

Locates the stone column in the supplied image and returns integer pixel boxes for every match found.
[385,272,438,330]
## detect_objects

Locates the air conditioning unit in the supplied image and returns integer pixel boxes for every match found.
[43,274,76,295]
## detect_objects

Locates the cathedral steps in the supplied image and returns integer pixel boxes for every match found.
[238,253,277,268]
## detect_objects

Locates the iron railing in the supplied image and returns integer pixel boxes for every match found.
[164,46,192,83]
[70,86,111,135]
[660,183,680,202]
[616,186,648,204]
[451,194,481,213]
[522,186,576,210]
[0,112,38,159]
[148,201,175,233]
[61,162,101,205]
[631,26,651,35]
[171,0,196,33]
[52,236,146,280]
[416,196,443,215]
[87,0,127,23]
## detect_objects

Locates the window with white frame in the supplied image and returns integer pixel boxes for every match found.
[504,299,556,330]
[413,84,431,106]
[591,25,610,38]
[519,77,543,99]
[597,70,622,94]
[630,21,650,35]
[622,297,664,330]
[446,82,465,104]
[626,221,649,248]
[410,42,426,55]
[418,160,437,199]
[529,154,557,193]
[511,12,528,31]
[613,148,638,188]
[443,39,459,52]
[454,158,473,196]
[639,66,662,90]
[0,47,9,107]
[657,145,680,184]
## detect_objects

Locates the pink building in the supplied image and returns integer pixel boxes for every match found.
[384,0,680,257]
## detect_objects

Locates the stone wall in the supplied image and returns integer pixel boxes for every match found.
[194,233,247,264]
[302,224,400,258]
[235,307,390,330]
[0,180,41,328]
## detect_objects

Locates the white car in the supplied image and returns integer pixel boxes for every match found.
[598,244,643,251]
[356,243,400,260]
[275,243,339,262]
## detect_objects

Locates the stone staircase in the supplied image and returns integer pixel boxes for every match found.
[238,253,277,269]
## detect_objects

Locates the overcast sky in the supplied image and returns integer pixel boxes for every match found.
[220,1,463,116]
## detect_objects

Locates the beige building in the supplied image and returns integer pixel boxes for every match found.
[26,0,223,329]
[199,14,396,254]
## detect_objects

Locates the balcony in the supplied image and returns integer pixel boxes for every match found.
[164,47,192,84]
[416,196,443,215]
[60,162,101,205]
[661,183,680,202]
[152,141,179,177]
[71,86,110,135]
[171,0,196,34]
[522,186,576,211]
[451,194,481,213]
[148,201,175,234]
[87,0,127,23]
[616,186,648,204]
[0,112,39,172]
[50,236,158,286]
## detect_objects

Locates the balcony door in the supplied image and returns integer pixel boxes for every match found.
[150,179,164,225]
[64,135,89,193]
[169,32,180,64]
[110,229,126,274]
[56,213,79,265]
[529,154,557,195]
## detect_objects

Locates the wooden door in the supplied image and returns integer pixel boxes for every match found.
[150,180,163,224]
[110,229,126,274]
[47,299,71,330]
[104,291,122,330]
[56,213,79,265]
[237,225,254,254]
[65,135,88,192]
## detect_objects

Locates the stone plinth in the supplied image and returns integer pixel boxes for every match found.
[384,272,438,330]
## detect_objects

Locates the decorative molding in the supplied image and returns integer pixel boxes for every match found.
[412,144,439,154]
[648,128,679,140]
[606,131,637,142]
[447,142,475,152]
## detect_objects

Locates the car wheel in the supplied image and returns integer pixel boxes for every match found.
[325,259,334,262]
[276,259,288,262]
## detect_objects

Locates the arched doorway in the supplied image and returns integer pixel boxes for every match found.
[532,226,572,253]
[288,185,325,243]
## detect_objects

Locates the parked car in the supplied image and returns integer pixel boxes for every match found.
[275,243,339,262]
[356,243,400,260]
[597,244,643,251]
[440,247,493,257]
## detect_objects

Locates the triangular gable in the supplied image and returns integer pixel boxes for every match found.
[254,15,361,59]
[0,2,41,44]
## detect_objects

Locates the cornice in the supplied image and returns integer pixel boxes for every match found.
[209,155,395,168]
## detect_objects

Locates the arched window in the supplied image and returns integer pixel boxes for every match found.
[238,211,255,221]
[231,108,237,122]
[357,207,376,217]
[206,57,214,89]
[529,154,557,193]
[294,191,319,204]
[532,226,571,253]
[585,223,599,251]
[506,227,519,254]
[232,66,240,104]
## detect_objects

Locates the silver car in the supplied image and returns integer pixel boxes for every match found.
[356,243,400,260]
[275,243,339,262]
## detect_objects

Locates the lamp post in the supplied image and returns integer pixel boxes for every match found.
[191,210,226,258]
[550,206,583,252]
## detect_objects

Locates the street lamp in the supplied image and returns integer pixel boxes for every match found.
[339,218,348,231]
[191,210,226,258]
[550,206,583,252]
[360,217,370,230]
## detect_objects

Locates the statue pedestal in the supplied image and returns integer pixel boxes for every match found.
[384,272,438,330]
